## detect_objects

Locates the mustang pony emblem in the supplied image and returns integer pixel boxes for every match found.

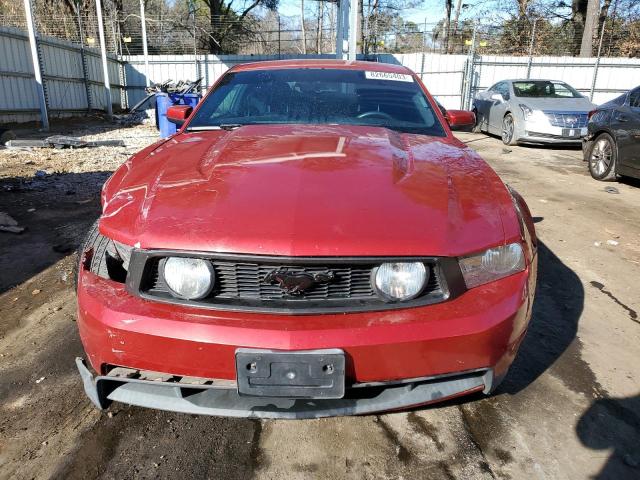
[263,269,335,295]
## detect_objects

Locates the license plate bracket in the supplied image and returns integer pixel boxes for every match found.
[235,348,345,398]
[562,128,581,138]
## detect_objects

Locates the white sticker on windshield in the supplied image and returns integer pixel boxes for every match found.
[364,71,413,82]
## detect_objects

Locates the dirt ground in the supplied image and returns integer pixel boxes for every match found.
[0,121,639,480]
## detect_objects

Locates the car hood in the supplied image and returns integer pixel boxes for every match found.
[517,97,595,112]
[100,125,519,257]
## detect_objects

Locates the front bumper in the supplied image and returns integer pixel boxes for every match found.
[76,357,496,419]
[519,120,587,145]
[76,260,534,416]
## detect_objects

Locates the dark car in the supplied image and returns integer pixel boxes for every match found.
[584,86,640,181]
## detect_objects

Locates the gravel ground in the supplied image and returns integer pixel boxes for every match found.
[0,121,639,479]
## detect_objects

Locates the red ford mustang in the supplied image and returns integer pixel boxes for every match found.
[76,60,537,418]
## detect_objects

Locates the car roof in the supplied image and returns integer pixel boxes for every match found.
[229,59,414,75]
[504,79,566,83]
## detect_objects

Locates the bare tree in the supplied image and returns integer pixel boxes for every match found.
[443,0,452,52]
[316,0,323,53]
[301,0,306,53]
[580,0,600,56]
[598,0,612,37]
[201,0,278,54]
[451,0,463,39]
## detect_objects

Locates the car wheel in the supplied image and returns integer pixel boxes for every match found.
[501,114,518,145]
[588,133,617,181]
[471,109,482,133]
[74,219,109,290]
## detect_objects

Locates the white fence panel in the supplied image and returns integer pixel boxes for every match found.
[3,27,640,125]
[0,26,124,124]
[123,54,336,107]
[123,52,468,110]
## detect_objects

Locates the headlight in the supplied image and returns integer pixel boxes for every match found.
[373,262,427,301]
[459,243,525,289]
[162,257,214,300]
[519,104,546,122]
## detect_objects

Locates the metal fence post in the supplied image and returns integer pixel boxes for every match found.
[140,0,151,87]
[118,60,128,110]
[462,26,477,110]
[23,0,49,130]
[526,19,537,79]
[96,0,113,118]
[76,9,93,112]
[590,21,606,101]
[348,0,358,60]
[335,0,344,59]
[420,18,427,80]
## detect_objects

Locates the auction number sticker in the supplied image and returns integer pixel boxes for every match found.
[364,71,413,82]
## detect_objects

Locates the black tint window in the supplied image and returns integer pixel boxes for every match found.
[513,81,582,98]
[188,69,446,136]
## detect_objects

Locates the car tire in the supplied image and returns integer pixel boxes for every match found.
[587,133,617,181]
[501,113,518,145]
[471,109,482,133]
[74,219,110,291]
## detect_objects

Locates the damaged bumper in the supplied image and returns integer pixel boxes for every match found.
[76,358,496,419]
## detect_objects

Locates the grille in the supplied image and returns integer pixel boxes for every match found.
[135,255,447,313]
[544,112,588,128]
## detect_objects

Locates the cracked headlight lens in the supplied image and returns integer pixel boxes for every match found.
[163,257,214,300]
[459,243,525,289]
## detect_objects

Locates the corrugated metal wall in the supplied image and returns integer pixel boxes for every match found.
[0,26,124,124]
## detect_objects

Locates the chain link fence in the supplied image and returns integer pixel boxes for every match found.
[1,2,638,57]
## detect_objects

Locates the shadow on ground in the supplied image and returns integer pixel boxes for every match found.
[500,241,587,395]
[0,171,108,294]
[578,395,640,479]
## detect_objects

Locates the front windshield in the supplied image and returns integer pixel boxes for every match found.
[187,68,446,136]
[512,81,583,99]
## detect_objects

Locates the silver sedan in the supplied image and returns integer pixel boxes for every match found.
[473,79,596,145]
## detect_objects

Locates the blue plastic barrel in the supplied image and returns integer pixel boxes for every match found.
[156,92,201,139]
[155,93,176,138]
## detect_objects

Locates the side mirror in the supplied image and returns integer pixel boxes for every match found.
[167,105,193,126]
[490,93,505,103]
[445,110,477,131]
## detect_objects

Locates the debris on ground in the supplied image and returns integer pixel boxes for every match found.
[35,377,45,384]
[605,186,620,194]
[0,212,24,234]
[607,240,620,246]
[6,135,125,150]
[113,110,152,126]
[0,122,158,180]
[1,129,16,145]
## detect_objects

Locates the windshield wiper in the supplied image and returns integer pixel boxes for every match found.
[219,123,244,130]
[186,124,246,132]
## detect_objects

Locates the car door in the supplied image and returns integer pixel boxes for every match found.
[614,87,640,171]
[488,82,510,134]
[474,85,496,131]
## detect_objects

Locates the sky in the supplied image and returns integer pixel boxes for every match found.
[277,0,450,26]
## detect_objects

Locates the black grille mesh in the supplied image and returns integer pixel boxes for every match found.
[140,257,444,310]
